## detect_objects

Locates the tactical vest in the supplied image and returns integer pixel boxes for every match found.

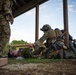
[55,29,64,42]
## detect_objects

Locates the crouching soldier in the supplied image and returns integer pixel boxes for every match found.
[33,24,67,59]
[54,28,67,58]
[32,24,56,58]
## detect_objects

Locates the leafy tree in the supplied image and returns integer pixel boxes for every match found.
[10,40,28,45]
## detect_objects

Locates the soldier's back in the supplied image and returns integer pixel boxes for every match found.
[45,29,56,39]
[55,29,62,38]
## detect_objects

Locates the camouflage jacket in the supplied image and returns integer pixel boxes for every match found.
[35,29,56,46]
[0,0,13,19]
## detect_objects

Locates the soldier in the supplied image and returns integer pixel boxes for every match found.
[0,0,15,55]
[33,24,67,58]
[34,24,56,48]
[54,28,67,58]
[33,24,57,57]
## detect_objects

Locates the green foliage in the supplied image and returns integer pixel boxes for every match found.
[10,40,28,45]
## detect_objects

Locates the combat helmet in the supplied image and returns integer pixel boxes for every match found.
[40,24,51,31]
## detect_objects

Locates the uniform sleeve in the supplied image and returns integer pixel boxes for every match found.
[3,0,12,16]
[35,32,49,46]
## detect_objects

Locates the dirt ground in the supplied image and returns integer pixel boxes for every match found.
[0,59,76,75]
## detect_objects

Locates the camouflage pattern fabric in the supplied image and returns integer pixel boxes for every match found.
[55,29,62,38]
[32,47,45,55]
[0,0,13,53]
[41,48,55,58]
[55,28,64,43]
[41,47,63,59]
[0,17,10,53]
[21,48,33,58]
[35,27,64,58]
[35,27,67,59]
[55,29,67,49]
[35,28,56,47]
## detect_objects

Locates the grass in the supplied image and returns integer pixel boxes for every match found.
[8,58,65,64]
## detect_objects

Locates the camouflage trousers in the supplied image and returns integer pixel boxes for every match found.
[0,17,10,53]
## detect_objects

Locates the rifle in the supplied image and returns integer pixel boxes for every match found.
[44,32,66,57]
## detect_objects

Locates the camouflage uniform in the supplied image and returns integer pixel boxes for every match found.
[33,24,57,56]
[34,25,67,58]
[54,28,65,58]
[54,28,66,47]
[35,24,56,47]
[0,0,13,53]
